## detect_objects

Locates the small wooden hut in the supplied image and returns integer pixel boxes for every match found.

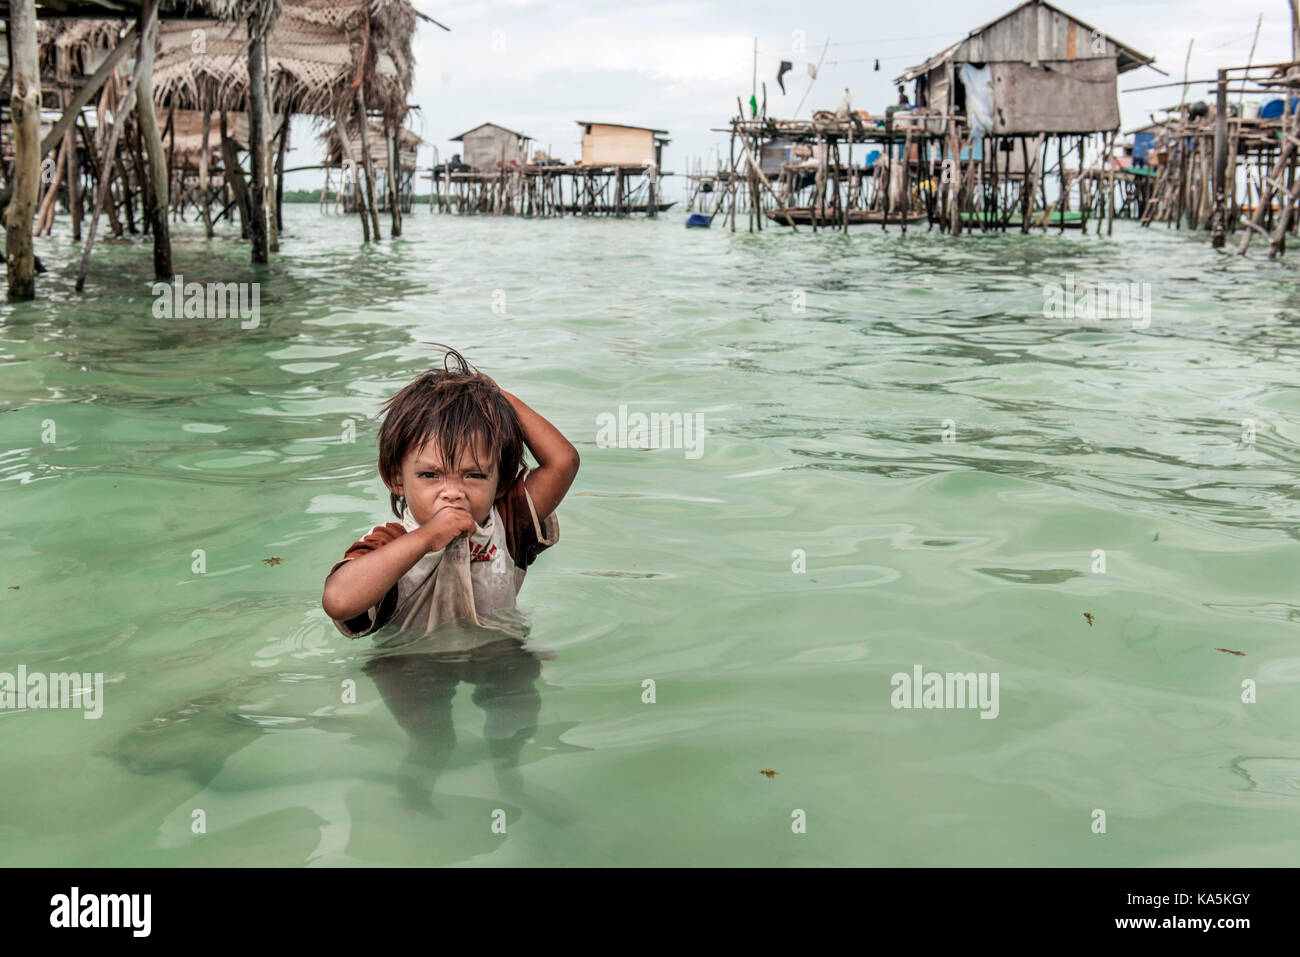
[896,0,1154,137]
[578,121,668,167]
[450,122,531,172]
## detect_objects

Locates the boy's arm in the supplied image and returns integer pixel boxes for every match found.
[322,518,465,623]
[499,387,579,522]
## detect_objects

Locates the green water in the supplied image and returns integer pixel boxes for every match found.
[3,206,1299,866]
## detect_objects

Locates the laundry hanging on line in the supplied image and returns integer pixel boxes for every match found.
[776,60,792,94]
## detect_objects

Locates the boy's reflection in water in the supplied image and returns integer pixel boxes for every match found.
[361,619,569,824]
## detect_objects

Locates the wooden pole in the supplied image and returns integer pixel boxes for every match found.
[334,106,367,239]
[387,120,402,236]
[199,97,214,238]
[900,130,912,234]
[5,0,41,299]
[76,30,149,292]
[219,110,252,239]
[274,115,287,235]
[247,21,270,262]
[355,88,382,238]
[1020,137,1032,233]
[1106,132,1116,236]
[1058,137,1066,232]
[1238,137,1295,254]
[135,0,172,278]
[1211,70,1228,247]
[35,135,70,235]
[66,117,82,240]
[728,128,737,232]
[262,39,279,253]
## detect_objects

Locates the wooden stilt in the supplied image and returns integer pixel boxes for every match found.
[5,0,41,299]
[35,135,69,235]
[386,118,402,236]
[199,97,214,238]
[219,111,251,238]
[76,22,150,292]
[334,105,368,240]
[134,0,171,278]
[262,39,278,254]
[247,22,270,262]
[1212,70,1228,247]
[275,116,287,234]
[355,87,382,239]
[66,118,82,240]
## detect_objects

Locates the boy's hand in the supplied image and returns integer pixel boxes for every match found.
[416,505,479,552]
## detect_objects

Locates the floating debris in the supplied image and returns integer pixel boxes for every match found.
[7,586,18,591]
[1083,612,1095,626]
[759,768,779,779]
[1216,648,1246,657]
[262,557,281,567]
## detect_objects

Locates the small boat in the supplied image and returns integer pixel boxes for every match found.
[685,213,712,228]
[765,207,927,226]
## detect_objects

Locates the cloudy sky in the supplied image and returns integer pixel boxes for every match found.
[284,0,1298,194]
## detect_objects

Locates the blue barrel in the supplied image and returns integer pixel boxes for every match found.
[685,213,712,228]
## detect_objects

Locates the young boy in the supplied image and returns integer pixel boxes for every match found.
[322,351,579,642]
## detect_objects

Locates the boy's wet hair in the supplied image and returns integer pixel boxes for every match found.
[377,345,525,518]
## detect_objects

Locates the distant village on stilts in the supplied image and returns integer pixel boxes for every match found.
[3,0,1300,302]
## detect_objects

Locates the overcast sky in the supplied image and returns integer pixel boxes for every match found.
[284,0,1298,193]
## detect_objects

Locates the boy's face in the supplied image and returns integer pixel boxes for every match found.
[389,434,500,528]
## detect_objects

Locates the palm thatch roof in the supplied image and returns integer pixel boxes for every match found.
[152,0,420,122]
[34,1,422,123]
[5,1,242,17]
[321,117,421,169]
[38,19,126,85]
[165,109,289,170]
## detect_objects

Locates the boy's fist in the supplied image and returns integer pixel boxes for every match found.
[418,506,479,552]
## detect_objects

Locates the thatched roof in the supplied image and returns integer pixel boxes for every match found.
[6,1,241,18]
[34,1,422,123]
[152,0,419,122]
[38,18,130,85]
[321,117,422,169]
[165,109,290,170]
